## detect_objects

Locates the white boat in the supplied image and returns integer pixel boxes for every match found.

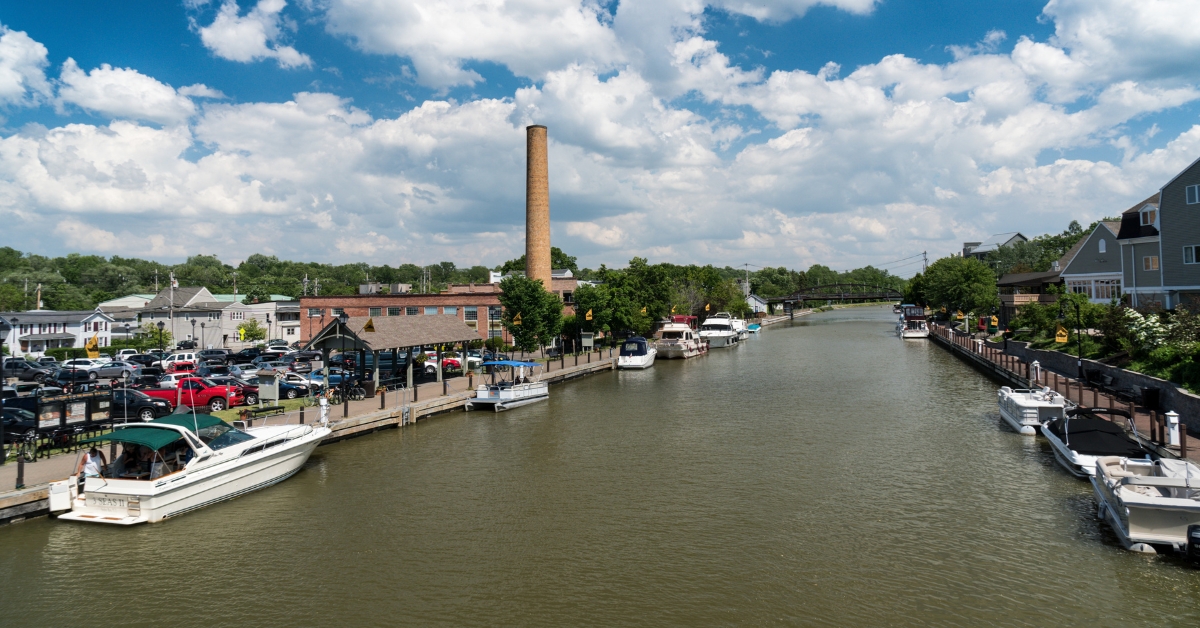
[617,336,657,369]
[51,413,329,525]
[897,304,929,339]
[1092,456,1200,554]
[466,360,548,412]
[997,386,1069,435]
[699,312,739,348]
[656,321,707,359]
[747,323,761,334]
[1041,407,1151,478]
[731,318,750,341]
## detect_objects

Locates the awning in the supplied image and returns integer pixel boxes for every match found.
[81,427,182,451]
[153,414,225,431]
[306,315,480,352]
[19,333,77,341]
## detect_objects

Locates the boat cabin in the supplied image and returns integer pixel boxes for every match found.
[901,304,925,320]
[78,414,251,481]
[620,337,651,358]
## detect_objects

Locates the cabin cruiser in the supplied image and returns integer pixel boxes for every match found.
[1092,456,1200,554]
[997,386,1069,435]
[617,337,657,369]
[51,414,329,525]
[656,321,707,359]
[897,304,929,339]
[699,312,739,348]
[1041,407,1151,478]
[731,317,750,341]
[466,361,548,412]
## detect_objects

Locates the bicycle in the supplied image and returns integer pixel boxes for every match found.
[14,430,38,463]
[348,386,366,402]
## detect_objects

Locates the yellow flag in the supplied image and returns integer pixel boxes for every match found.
[363,317,376,332]
[1055,324,1068,343]
[955,310,964,320]
[513,313,522,326]
[671,305,676,313]
[704,303,710,312]
[990,316,999,327]
[640,306,647,314]
[85,334,100,359]
[584,309,592,321]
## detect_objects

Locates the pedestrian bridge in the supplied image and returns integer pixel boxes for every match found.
[766,284,903,307]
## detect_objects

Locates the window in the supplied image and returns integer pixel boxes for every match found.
[563,291,573,304]
[332,308,344,317]
[444,306,457,316]
[488,328,504,339]
[308,308,323,317]
[286,327,296,336]
[1141,208,1157,226]
[489,306,502,321]
[388,307,400,317]
[1187,246,1200,264]
[1067,280,1091,298]
[464,306,478,321]
[424,307,438,315]
[1098,239,1106,254]
[1188,184,1200,205]
[1144,256,1159,271]
[1094,279,1121,301]
[231,312,244,321]
[406,306,418,316]
[369,307,382,317]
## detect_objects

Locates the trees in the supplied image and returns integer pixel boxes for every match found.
[498,247,580,275]
[923,256,998,314]
[903,272,927,305]
[497,275,563,352]
[238,318,267,342]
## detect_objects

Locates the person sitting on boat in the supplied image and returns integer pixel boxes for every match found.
[75,447,108,481]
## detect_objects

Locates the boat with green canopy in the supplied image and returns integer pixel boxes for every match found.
[50,412,329,525]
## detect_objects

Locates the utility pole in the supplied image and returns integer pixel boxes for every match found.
[154,269,159,292]
[232,272,238,300]
[923,251,928,273]
[23,278,28,310]
[303,274,309,296]
[169,271,176,350]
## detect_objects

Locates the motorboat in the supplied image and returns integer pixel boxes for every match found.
[699,312,739,348]
[731,317,750,341]
[747,323,761,334]
[1041,407,1151,478]
[997,386,1069,435]
[1092,456,1200,554]
[897,304,929,339]
[51,413,329,525]
[466,360,548,412]
[617,336,657,369]
[656,321,707,359]
[892,303,902,314]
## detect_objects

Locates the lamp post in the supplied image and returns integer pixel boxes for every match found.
[200,322,206,350]
[190,319,196,349]
[338,312,349,416]
[156,321,165,352]
[1059,300,1084,380]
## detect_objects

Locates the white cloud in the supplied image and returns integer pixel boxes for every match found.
[321,0,623,88]
[57,59,197,125]
[0,25,51,106]
[198,0,312,69]
[178,83,226,99]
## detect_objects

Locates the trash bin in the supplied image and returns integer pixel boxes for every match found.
[362,381,377,398]
[1142,387,1160,410]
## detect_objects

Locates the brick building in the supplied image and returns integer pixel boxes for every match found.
[299,292,508,345]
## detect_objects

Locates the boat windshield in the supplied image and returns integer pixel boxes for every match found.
[661,331,683,339]
[196,423,256,450]
[700,324,728,331]
[620,342,647,356]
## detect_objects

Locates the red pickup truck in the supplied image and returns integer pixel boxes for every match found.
[141,377,244,412]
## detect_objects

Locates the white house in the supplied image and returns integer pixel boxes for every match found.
[0,309,115,358]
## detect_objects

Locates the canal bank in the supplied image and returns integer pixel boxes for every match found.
[2,305,1199,626]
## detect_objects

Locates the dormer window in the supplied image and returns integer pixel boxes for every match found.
[1141,207,1157,226]
[1098,239,1106,253]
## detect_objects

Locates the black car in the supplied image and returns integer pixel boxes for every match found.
[196,364,231,377]
[230,347,263,364]
[126,354,159,368]
[2,358,54,383]
[198,348,231,364]
[1,406,39,443]
[109,388,173,422]
[176,340,197,350]
[53,368,94,386]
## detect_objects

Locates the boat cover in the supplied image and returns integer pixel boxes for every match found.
[620,338,649,357]
[81,427,183,451]
[1045,417,1148,457]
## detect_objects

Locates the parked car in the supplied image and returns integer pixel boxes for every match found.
[109,388,173,422]
[206,375,260,405]
[36,356,59,367]
[61,358,105,374]
[115,349,140,359]
[267,339,289,347]
[141,377,243,412]
[1,406,39,443]
[92,360,141,379]
[176,340,197,350]
[230,347,263,364]
[227,363,254,378]
[198,348,231,364]
[52,368,94,387]
[125,354,159,368]
[196,364,231,377]
[257,361,289,372]
[279,355,313,373]
[166,361,197,375]
[246,375,311,399]
[2,358,54,383]
[155,352,197,370]
[261,346,289,358]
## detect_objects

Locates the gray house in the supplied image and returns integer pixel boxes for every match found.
[1159,157,1200,308]
[963,232,1028,260]
[1060,221,1123,303]
[1116,194,1163,307]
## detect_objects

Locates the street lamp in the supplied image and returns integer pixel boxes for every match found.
[200,322,206,350]
[1059,300,1084,380]
[156,321,165,352]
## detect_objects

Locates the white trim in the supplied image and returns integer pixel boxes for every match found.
[1118,236,1160,245]
[1157,284,1200,291]
[1059,271,1122,278]
[1124,286,1165,293]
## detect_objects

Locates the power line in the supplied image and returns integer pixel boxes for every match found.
[874,253,925,267]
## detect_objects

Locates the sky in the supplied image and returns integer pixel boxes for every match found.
[0,0,1199,277]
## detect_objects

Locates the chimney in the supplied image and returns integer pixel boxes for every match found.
[525,125,552,291]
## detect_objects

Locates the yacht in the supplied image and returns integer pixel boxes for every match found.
[731,317,750,341]
[997,386,1069,435]
[699,312,739,348]
[897,304,929,339]
[656,321,707,359]
[51,413,329,525]
[1092,456,1200,554]
[466,360,548,412]
[1041,407,1151,478]
[617,337,657,369]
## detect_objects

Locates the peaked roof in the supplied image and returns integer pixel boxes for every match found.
[1117,193,1160,240]
[145,286,220,310]
[969,232,1027,255]
[305,315,479,351]
[1057,221,1120,270]
[0,309,112,323]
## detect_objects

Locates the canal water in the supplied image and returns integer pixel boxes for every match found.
[2,305,1199,626]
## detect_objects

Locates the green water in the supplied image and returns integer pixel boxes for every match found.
[1,305,1198,626]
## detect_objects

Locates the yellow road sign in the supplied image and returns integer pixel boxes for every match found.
[990,316,999,327]
[640,306,647,314]
[513,313,522,326]
[1055,324,1068,343]
[704,303,710,312]
[585,309,592,321]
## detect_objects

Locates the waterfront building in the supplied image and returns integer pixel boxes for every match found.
[963,232,1028,261]
[1059,220,1123,304]
[0,309,115,357]
[299,292,509,345]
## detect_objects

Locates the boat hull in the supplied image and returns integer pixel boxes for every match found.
[898,328,929,339]
[702,333,738,348]
[1040,425,1096,478]
[618,349,657,369]
[659,343,704,359]
[58,425,329,525]
[465,382,550,412]
[1092,460,1200,552]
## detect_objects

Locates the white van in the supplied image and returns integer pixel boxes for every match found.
[156,352,197,370]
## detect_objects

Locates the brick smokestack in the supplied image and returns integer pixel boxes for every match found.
[525,124,552,290]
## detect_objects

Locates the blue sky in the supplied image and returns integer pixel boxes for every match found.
[0,0,1198,275]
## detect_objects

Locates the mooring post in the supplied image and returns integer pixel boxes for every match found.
[1182,424,1189,459]
[300,406,305,424]
[1151,410,1158,443]
[16,454,24,490]
[380,388,386,410]
[343,395,348,418]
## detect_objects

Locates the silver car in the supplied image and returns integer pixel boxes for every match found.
[95,360,141,379]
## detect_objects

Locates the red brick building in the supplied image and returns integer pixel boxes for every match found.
[299,291,507,345]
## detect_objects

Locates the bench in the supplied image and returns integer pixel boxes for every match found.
[240,405,285,422]
[1084,369,1119,397]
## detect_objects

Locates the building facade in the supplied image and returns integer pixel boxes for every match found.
[0,309,115,357]
[1060,221,1123,304]
[299,293,508,345]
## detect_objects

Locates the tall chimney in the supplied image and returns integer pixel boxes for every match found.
[525,125,552,291]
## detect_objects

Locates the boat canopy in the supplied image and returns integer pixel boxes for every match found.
[153,414,227,431]
[1046,417,1147,457]
[620,337,650,357]
[481,360,540,368]
[81,426,183,451]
